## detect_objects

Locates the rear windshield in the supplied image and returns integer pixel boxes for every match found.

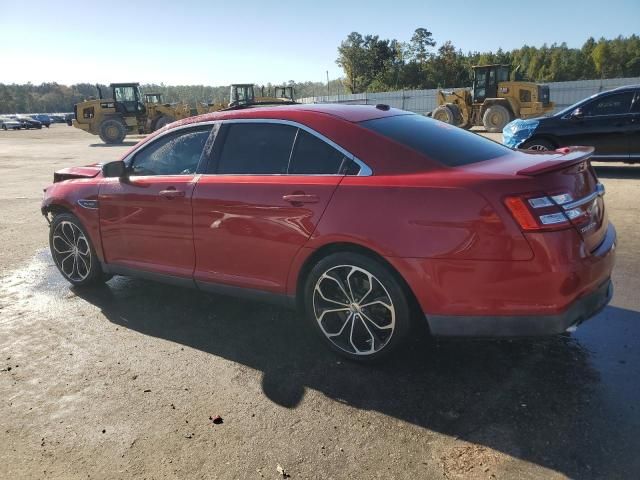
[360,114,512,167]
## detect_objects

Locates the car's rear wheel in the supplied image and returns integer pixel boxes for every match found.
[49,213,107,287]
[304,252,413,362]
[520,138,555,151]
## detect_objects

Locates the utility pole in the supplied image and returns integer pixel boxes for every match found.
[326,70,330,97]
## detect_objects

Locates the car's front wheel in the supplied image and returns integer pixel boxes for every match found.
[304,252,413,362]
[49,213,107,287]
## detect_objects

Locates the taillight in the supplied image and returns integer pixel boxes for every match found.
[504,193,587,231]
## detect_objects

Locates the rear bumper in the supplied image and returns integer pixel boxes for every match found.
[394,221,616,337]
[427,278,612,336]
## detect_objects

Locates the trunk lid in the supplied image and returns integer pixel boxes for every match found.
[466,147,607,253]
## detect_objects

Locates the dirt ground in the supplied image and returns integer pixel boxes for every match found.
[1,125,639,479]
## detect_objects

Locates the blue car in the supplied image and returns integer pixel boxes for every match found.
[503,85,640,163]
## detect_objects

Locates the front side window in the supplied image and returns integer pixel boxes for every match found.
[130,128,210,176]
[216,123,296,174]
[289,130,347,174]
[583,92,634,117]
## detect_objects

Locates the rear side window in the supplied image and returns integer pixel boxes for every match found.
[360,114,512,167]
[216,123,296,174]
[289,130,346,174]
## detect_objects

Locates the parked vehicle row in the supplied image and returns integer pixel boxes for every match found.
[0,113,73,131]
[42,103,615,362]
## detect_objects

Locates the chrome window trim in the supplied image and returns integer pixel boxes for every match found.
[215,118,372,176]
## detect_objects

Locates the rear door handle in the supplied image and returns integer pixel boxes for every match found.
[159,189,185,198]
[282,193,319,205]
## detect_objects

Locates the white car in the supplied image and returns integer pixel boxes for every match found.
[0,117,22,130]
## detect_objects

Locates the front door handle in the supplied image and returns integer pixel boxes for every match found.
[282,193,319,205]
[159,188,185,199]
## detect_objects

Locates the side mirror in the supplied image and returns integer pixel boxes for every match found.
[102,160,127,178]
[570,108,583,120]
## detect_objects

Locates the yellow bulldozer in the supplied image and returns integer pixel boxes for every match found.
[72,83,198,144]
[431,64,554,132]
[229,84,296,107]
[72,83,297,144]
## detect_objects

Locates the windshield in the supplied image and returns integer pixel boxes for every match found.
[361,114,512,167]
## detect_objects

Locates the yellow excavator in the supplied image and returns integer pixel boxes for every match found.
[72,83,297,144]
[431,64,554,132]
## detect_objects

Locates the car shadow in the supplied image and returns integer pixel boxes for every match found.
[89,141,139,148]
[73,276,640,479]
[593,163,640,179]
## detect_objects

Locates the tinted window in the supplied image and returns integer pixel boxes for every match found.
[216,123,296,174]
[583,92,634,116]
[361,114,511,167]
[289,130,346,174]
[131,128,210,176]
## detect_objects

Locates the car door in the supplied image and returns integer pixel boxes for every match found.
[192,120,360,296]
[630,90,640,162]
[560,90,635,160]
[99,125,213,278]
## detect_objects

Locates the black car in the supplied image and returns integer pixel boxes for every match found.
[30,114,51,127]
[503,85,640,163]
[16,116,43,129]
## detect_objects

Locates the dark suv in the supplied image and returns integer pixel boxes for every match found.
[503,85,640,163]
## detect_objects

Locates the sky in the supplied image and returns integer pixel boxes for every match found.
[1,0,639,86]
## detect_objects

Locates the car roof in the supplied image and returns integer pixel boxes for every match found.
[171,103,410,129]
[605,84,640,93]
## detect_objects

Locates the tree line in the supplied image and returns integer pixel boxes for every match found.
[0,80,345,114]
[1,32,639,113]
[336,30,640,93]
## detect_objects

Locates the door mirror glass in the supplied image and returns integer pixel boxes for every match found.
[102,160,127,178]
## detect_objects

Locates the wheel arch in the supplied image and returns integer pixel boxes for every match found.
[292,241,422,319]
[521,134,560,149]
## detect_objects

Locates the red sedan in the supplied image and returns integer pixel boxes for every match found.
[42,104,616,361]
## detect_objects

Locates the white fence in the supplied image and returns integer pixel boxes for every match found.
[299,77,640,115]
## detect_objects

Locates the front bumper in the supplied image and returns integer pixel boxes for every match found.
[426,278,612,336]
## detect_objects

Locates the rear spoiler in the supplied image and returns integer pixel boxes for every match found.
[517,146,595,176]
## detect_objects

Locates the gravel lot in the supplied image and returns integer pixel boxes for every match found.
[1,125,639,479]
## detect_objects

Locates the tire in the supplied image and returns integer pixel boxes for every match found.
[154,115,174,131]
[304,252,413,362]
[1,125,6,131]
[520,138,556,152]
[99,118,127,144]
[49,213,106,287]
[482,104,512,133]
[432,105,456,125]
